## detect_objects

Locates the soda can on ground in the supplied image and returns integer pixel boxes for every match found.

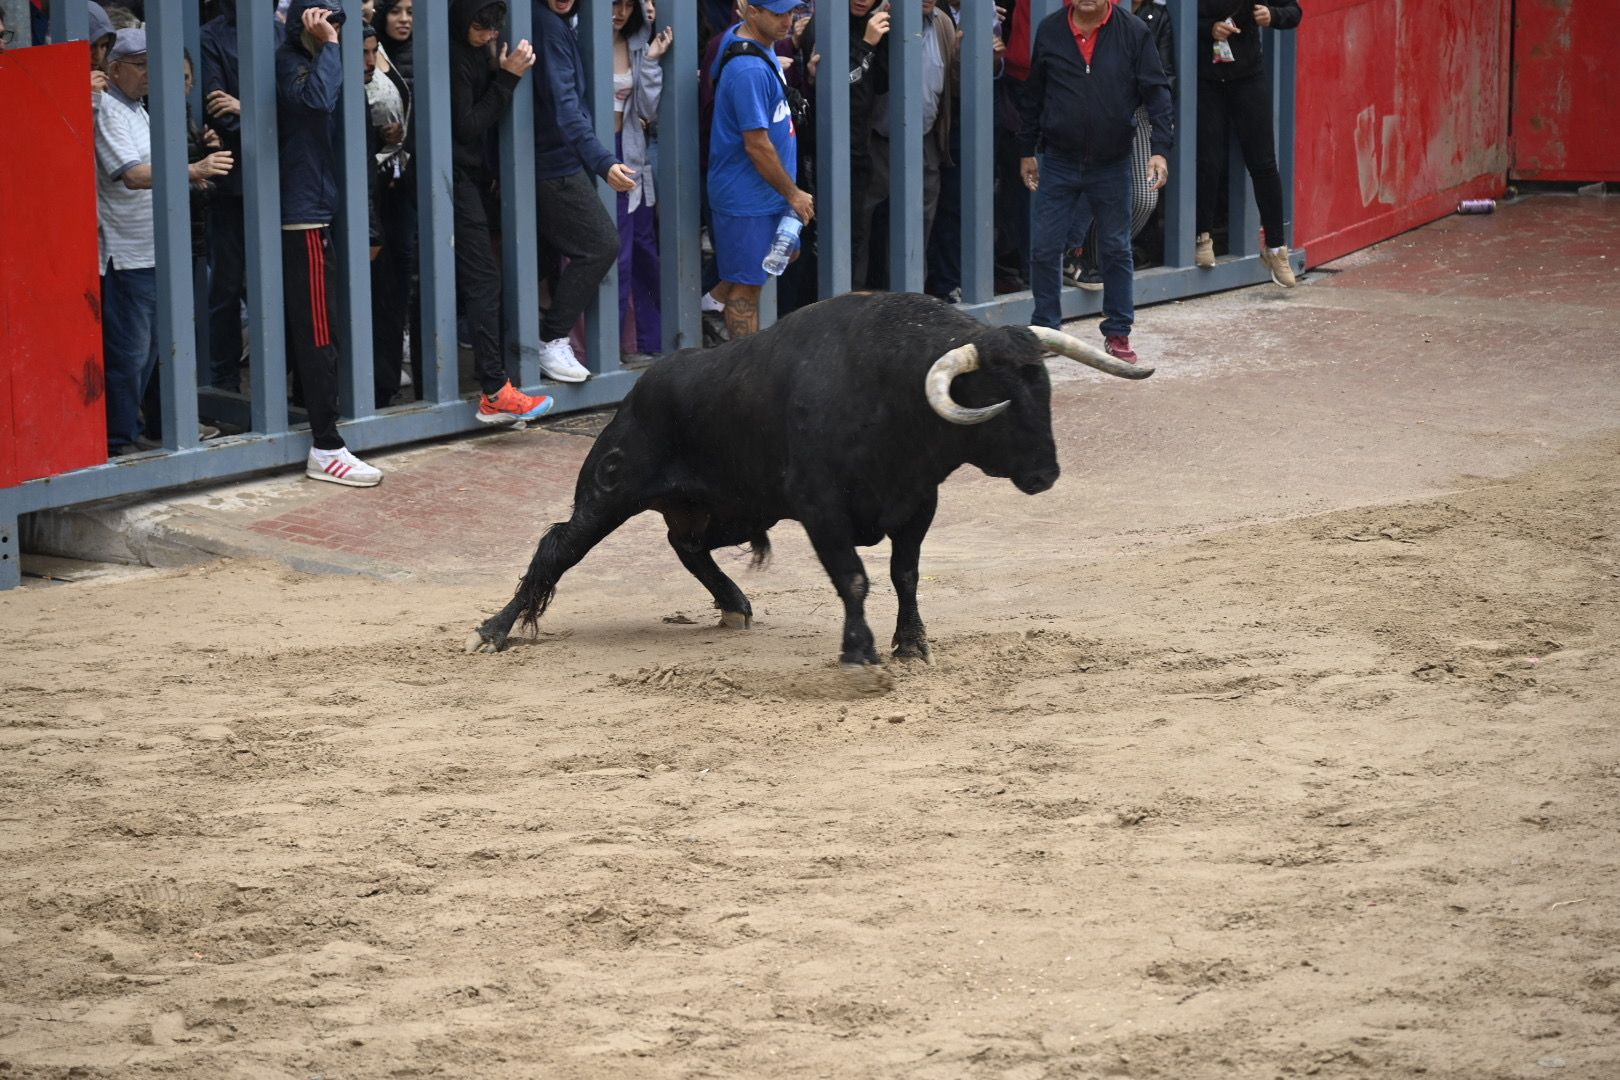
[1457,199,1497,214]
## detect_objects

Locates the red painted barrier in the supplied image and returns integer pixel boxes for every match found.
[0,42,106,487]
[1293,0,1512,267]
[1511,0,1620,182]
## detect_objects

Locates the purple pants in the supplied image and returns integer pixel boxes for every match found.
[615,132,661,354]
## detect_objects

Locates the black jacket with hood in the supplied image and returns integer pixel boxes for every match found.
[1196,0,1301,83]
[450,0,522,185]
[276,0,347,226]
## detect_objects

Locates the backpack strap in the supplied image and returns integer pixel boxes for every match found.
[718,38,786,90]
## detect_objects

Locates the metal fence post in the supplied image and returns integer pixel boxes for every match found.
[1274,28,1297,251]
[959,0,995,305]
[814,0,852,299]
[415,10,461,406]
[578,0,622,373]
[658,0,702,350]
[886,0,924,294]
[49,0,87,44]
[241,5,288,438]
[1163,0,1198,268]
[149,8,201,452]
[336,16,375,422]
[500,0,543,388]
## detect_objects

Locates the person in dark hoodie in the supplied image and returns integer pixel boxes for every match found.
[372,0,422,404]
[529,0,637,383]
[448,0,555,423]
[1194,0,1300,286]
[278,0,384,487]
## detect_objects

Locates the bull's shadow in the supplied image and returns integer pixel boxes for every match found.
[467,292,1149,671]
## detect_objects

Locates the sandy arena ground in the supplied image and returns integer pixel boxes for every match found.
[2,203,1619,1078]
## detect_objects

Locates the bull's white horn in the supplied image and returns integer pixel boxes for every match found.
[1027,326,1155,380]
[925,344,1010,426]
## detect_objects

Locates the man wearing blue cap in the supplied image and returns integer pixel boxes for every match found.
[706,0,812,340]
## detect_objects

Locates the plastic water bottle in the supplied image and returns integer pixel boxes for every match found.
[761,213,804,276]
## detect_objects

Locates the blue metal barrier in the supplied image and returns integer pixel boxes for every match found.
[1,0,1299,589]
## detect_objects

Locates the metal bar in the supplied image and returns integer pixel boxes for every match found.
[578,0,621,373]
[500,0,543,387]
[815,0,852,299]
[886,0,924,293]
[414,9,461,405]
[336,15,374,419]
[240,3,288,437]
[0,370,646,518]
[50,0,88,43]
[960,254,1281,325]
[1274,27,1297,250]
[149,8,201,452]
[658,0,702,349]
[1163,0,1198,268]
[759,275,777,331]
[0,511,17,590]
[959,0,995,304]
[1,0,31,47]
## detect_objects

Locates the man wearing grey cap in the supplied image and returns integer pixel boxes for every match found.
[94,28,235,456]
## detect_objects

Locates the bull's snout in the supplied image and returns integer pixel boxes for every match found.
[1014,465,1060,495]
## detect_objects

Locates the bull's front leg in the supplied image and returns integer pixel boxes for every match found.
[888,495,937,662]
[803,520,881,669]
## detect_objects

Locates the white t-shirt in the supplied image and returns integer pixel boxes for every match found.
[93,86,156,271]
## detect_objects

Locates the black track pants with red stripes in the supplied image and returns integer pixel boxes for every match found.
[282,227,345,450]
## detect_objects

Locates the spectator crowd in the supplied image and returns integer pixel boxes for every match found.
[48,0,1302,484]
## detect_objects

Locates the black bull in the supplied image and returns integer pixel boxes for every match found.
[467,292,1150,667]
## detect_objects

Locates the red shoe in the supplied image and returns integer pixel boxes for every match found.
[477,381,555,425]
[1103,335,1139,364]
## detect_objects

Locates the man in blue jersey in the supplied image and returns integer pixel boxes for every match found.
[705,0,812,340]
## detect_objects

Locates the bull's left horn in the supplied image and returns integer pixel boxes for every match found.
[925,344,1010,426]
[1027,326,1155,380]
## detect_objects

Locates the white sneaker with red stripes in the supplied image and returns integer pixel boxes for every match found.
[306,447,382,488]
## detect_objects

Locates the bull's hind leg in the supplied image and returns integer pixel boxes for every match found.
[888,495,937,662]
[466,503,635,653]
[662,509,763,629]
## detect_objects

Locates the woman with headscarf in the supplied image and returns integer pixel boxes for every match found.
[371,0,422,405]
[612,0,672,361]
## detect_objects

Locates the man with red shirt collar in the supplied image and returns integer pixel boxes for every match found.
[1018,0,1171,364]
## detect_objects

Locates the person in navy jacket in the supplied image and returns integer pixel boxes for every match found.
[528,0,639,383]
[1018,0,1171,365]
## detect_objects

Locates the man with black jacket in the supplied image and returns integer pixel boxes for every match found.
[530,0,638,383]
[278,0,383,487]
[1019,0,1171,364]
[449,0,554,423]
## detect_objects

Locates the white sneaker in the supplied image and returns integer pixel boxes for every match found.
[539,337,591,383]
[306,446,382,488]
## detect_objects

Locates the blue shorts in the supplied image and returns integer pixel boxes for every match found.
[712,210,796,287]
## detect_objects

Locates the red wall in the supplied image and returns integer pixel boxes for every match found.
[1293,0,1512,267]
[1511,0,1620,182]
[0,42,107,486]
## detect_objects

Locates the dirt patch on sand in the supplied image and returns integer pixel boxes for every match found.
[1,438,1617,1079]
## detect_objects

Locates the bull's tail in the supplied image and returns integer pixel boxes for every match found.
[512,521,570,635]
[748,532,772,570]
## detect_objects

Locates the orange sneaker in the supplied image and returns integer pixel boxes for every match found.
[477,381,554,425]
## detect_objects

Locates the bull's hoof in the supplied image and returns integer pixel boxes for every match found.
[719,610,752,630]
[463,627,509,654]
[892,642,931,663]
[840,662,894,694]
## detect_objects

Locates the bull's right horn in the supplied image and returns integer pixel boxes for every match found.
[1027,326,1155,380]
[925,344,1010,425]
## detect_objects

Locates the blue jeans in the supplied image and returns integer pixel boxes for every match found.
[101,264,159,450]
[1029,153,1133,337]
